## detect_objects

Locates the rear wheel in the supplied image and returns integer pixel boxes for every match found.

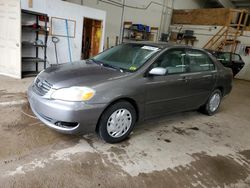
[200,89,222,116]
[98,101,136,143]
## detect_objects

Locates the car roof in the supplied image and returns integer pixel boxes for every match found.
[125,41,197,50]
[205,49,240,55]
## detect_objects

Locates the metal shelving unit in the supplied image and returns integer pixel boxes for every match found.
[21,9,48,78]
[122,21,159,43]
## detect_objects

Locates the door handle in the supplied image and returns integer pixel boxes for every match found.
[178,76,188,82]
[202,75,213,78]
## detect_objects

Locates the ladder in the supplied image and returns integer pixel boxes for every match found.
[203,9,248,53]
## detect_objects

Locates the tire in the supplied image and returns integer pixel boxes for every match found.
[98,101,136,143]
[200,89,222,116]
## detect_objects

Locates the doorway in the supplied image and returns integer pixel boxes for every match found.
[82,18,102,59]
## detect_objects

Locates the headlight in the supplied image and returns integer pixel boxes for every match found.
[51,87,95,102]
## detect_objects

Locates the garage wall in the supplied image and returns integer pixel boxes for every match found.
[170,25,223,47]
[19,0,207,64]
[21,0,106,66]
[68,0,171,46]
[0,0,21,79]
[66,0,204,47]
[173,0,205,9]
[236,32,250,80]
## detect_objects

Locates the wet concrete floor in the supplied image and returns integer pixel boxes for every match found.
[0,79,250,188]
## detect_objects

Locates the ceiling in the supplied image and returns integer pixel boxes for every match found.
[231,0,250,9]
[204,0,250,10]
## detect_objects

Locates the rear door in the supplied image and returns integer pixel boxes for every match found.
[231,53,245,75]
[185,49,217,107]
[0,0,21,78]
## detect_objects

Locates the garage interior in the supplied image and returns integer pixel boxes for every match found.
[0,0,250,187]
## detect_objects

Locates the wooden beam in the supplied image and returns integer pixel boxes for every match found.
[172,8,231,26]
[28,0,33,8]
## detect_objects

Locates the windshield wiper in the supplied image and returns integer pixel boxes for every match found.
[88,59,126,72]
[88,58,101,65]
[102,63,124,72]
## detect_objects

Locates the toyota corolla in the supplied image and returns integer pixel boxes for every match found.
[28,42,233,143]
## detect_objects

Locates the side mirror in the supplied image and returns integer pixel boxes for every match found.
[148,67,166,76]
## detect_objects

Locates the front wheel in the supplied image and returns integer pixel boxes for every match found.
[200,89,222,116]
[98,101,136,143]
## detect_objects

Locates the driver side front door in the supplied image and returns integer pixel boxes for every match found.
[144,48,191,119]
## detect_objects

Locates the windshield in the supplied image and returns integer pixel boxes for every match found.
[92,43,161,72]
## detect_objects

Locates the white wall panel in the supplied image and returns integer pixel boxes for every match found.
[67,0,175,46]
[0,0,21,79]
[21,0,106,65]
[235,32,250,81]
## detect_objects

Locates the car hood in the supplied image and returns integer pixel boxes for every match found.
[38,61,130,89]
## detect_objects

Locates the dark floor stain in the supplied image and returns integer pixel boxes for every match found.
[4,159,13,164]
[137,152,250,187]
[0,103,80,160]
[157,138,171,143]
[108,146,126,156]
[139,151,147,157]
[188,127,199,131]
[83,135,96,149]
[0,91,26,102]
[120,139,130,148]
[164,139,171,143]
[172,127,187,135]
[240,150,250,160]
[3,104,38,132]
[205,122,217,129]
[2,150,250,188]
[156,129,170,137]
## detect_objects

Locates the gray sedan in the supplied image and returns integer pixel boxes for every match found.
[28,42,233,143]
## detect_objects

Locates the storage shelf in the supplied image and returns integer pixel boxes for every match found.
[124,28,151,33]
[123,38,149,42]
[21,9,48,78]
[22,41,47,48]
[22,9,47,16]
[22,25,48,32]
[122,21,159,43]
[22,57,46,63]
[22,71,40,78]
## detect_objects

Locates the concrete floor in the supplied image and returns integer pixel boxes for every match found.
[0,75,250,188]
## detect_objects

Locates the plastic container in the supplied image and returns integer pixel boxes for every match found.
[131,24,144,31]
[145,26,151,33]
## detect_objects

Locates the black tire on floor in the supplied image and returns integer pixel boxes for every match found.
[200,89,222,116]
[98,101,136,143]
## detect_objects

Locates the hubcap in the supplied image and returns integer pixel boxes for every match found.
[107,109,132,138]
[209,93,221,112]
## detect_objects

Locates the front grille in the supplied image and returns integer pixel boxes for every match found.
[33,78,52,96]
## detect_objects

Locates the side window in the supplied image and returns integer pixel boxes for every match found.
[153,49,187,75]
[232,54,241,61]
[187,50,215,72]
[218,53,230,61]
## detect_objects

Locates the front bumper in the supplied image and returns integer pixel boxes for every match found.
[27,86,106,134]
